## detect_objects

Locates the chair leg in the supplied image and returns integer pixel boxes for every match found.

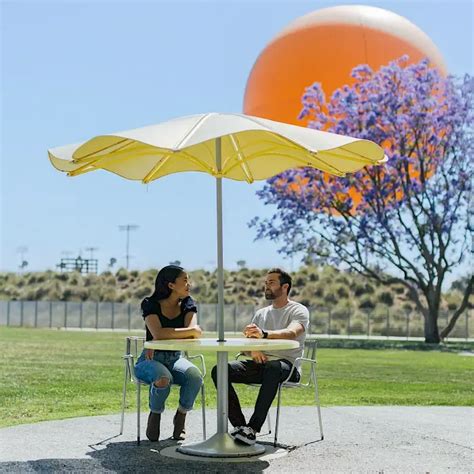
[200,383,207,440]
[314,370,324,440]
[266,409,272,435]
[274,384,283,447]
[119,361,128,435]
[137,383,141,445]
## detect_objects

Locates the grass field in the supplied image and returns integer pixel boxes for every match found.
[1,327,472,428]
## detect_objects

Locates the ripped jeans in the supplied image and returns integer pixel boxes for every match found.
[135,350,203,414]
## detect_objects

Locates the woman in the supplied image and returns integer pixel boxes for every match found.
[135,265,203,442]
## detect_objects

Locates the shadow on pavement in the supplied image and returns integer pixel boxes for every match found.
[0,438,271,473]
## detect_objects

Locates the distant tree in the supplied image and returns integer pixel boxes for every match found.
[251,57,473,343]
[169,260,181,266]
[236,260,247,269]
[450,275,472,293]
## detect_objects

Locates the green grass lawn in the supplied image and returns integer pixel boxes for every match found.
[1,327,472,428]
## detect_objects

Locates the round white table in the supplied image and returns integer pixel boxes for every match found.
[144,337,299,458]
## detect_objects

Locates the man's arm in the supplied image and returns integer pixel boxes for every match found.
[244,321,304,340]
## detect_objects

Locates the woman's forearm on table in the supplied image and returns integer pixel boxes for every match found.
[154,327,198,339]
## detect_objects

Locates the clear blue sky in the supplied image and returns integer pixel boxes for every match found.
[1,0,472,276]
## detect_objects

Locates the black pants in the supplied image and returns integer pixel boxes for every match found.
[211,358,300,432]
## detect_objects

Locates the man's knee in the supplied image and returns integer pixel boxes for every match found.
[153,376,170,388]
[211,365,217,383]
[262,360,282,380]
[211,362,239,384]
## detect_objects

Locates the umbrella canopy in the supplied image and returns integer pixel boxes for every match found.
[48,112,386,182]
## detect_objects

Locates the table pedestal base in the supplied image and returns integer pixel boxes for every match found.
[177,433,266,458]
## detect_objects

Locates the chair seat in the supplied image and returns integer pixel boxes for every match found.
[235,340,323,446]
[120,336,207,444]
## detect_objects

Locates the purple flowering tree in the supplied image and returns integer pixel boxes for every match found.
[251,57,473,343]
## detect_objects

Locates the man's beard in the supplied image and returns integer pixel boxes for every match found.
[265,288,282,300]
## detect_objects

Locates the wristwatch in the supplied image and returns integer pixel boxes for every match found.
[262,329,268,339]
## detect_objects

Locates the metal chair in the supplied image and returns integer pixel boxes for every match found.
[119,336,207,445]
[237,338,324,446]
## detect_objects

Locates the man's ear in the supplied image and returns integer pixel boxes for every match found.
[282,283,289,294]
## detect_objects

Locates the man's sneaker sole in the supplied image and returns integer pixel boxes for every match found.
[229,426,243,439]
[234,432,256,445]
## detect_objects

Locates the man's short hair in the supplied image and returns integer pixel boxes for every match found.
[267,268,292,295]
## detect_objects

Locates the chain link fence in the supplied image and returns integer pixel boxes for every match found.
[0,300,472,340]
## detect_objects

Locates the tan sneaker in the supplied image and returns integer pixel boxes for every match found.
[172,410,187,440]
[146,412,161,442]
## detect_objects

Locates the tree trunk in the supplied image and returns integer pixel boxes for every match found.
[440,276,473,340]
[424,311,440,343]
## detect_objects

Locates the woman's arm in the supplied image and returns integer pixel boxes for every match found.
[145,314,200,340]
[184,312,203,338]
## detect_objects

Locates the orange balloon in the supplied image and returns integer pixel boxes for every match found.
[243,5,447,126]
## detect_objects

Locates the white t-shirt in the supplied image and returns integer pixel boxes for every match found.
[251,300,309,369]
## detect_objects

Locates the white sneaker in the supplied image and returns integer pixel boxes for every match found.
[230,426,243,439]
[234,426,256,445]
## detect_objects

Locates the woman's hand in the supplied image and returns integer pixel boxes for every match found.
[192,325,203,338]
[145,349,154,360]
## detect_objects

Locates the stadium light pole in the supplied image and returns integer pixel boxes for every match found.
[118,225,139,269]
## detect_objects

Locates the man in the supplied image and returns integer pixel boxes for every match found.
[211,268,309,445]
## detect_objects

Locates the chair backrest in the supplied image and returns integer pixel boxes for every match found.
[124,336,146,384]
[285,338,318,388]
[125,335,145,358]
[123,337,206,384]
[304,339,317,361]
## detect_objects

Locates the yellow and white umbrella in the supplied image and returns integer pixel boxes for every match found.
[49,112,384,181]
[48,112,386,456]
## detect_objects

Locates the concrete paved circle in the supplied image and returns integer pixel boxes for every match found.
[0,406,472,473]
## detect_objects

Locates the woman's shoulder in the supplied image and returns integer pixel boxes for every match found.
[180,296,197,314]
[141,297,161,318]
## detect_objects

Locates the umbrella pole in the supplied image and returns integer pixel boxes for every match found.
[216,137,225,344]
[215,137,228,435]
[177,137,264,457]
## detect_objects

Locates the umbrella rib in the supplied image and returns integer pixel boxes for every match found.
[71,143,170,171]
[252,131,351,175]
[222,145,279,175]
[174,114,212,149]
[322,147,378,164]
[73,138,132,162]
[223,149,345,177]
[142,149,215,184]
[143,154,173,183]
[229,134,254,183]
[178,149,216,174]
[67,157,102,176]
[307,152,348,175]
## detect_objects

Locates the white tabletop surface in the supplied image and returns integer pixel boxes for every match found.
[144,337,299,352]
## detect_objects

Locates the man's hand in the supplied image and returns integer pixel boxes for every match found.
[250,351,268,364]
[243,323,263,338]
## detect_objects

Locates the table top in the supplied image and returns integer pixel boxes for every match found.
[144,337,299,352]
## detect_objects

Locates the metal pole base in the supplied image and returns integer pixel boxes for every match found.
[177,433,265,458]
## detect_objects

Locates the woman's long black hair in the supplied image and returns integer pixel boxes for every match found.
[141,264,198,316]
[141,265,197,340]
[150,265,184,301]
